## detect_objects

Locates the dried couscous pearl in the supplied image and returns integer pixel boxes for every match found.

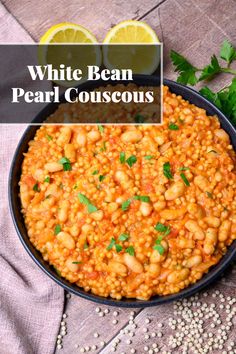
[144,346,149,352]
[145,318,150,324]
[94,332,99,338]
[100,341,105,347]
[112,319,118,325]
[113,311,119,317]
[95,307,101,313]
[143,328,148,333]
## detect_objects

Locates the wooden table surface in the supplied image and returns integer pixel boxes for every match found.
[1,1,236,353]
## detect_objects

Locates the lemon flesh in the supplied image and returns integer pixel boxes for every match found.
[39,23,101,86]
[103,20,160,75]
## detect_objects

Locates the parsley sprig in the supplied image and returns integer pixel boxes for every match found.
[170,40,236,125]
[78,193,98,214]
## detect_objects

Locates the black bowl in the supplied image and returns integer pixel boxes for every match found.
[9,77,236,307]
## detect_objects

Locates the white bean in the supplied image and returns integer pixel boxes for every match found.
[123,253,143,273]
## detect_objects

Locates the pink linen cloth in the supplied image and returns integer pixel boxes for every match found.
[0,125,64,354]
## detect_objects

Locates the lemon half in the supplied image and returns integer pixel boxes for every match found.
[39,22,101,87]
[103,20,160,75]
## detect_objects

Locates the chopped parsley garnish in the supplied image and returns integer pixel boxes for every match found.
[163,162,173,179]
[133,195,150,203]
[179,166,190,171]
[125,246,135,256]
[107,238,116,250]
[33,183,40,192]
[144,155,154,160]
[118,234,129,242]
[46,134,52,141]
[44,176,50,183]
[100,142,106,152]
[154,223,171,236]
[98,124,104,133]
[53,267,61,276]
[121,199,131,211]
[134,113,146,123]
[107,238,123,253]
[58,157,72,171]
[120,151,126,164]
[126,155,137,168]
[180,173,190,186]
[206,191,213,199]
[84,241,89,250]
[78,193,98,214]
[115,244,123,253]
[72,261,82,264]
[153,244,165,255]
[92,170,99,175]
[99,175,105,182]
[73,183,78,189]
[169,123,179,130]
[54,224,61,235]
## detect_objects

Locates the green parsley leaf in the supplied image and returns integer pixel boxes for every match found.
[73,183,78,189]
[92,170,99,175]
[180,172,190,186]
[84,241,89,250]
[99,175,105,182]
[154,223,171,236]
[144,155,154,160]
[58,157,72,171]
[134,113,146,123]
[72,261,82,264]
[115,244,123,253]
[87,204,98,213]
[46,134,52,141]
[100,142,106,152]
[220,40,236,64]
[126,155,137,168]
[153,244,165,255]
[206,191,213,199]
[78,193,98,213]
[200,78,236,125]
[179,166,190,171]
[121,199,131,211]
[107,238,116,250]
[53,266,61,276]
[170,50,198,85]
[54,224,61,235]
[120,152,126,164]
[199,55,221,81]
[163,162,173,179]
[98,124,104,133]
[59,182,64,189]
[45,194,51,199]
[44,176,50,183]
[208,150,218,154]
[133,195,150,203]
[168,123,179,130]
[118,234,129,242]
[33,183,40,192]
[78,193,90,205]
[125,246,135,256]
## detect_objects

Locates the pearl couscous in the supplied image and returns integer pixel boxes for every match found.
[19,85,236,300]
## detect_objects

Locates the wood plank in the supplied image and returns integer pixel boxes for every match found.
[2,0,162,41]
[55,295,141,353]
[0,3,33,42]
[145,0,236,91]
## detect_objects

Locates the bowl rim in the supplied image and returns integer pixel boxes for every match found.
[8,77,236,308]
